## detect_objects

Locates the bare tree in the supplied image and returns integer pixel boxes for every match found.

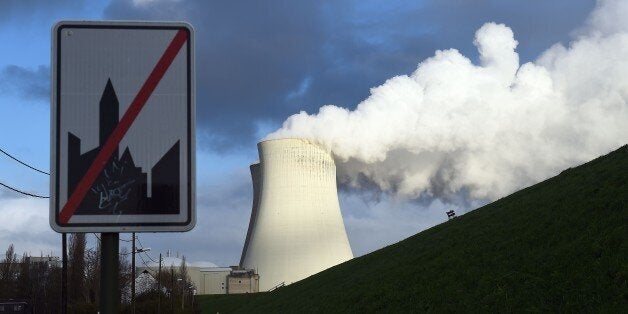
[44,263,62,313]
[118,246,132,303]
[0,244,18,299]
[15,253,62,313]
[68,233,87,303]
[177,256,195,310]
[16,253,33,300]
[179,256,190,284]
[84,234,101,305]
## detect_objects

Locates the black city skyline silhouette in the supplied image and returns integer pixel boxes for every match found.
[67,79,180,215]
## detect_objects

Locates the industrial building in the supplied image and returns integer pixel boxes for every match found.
[227,269,260,294]
[25,256,62,268]
[136,138,352,294]
[136,254,258,295]
[240,138,354,291]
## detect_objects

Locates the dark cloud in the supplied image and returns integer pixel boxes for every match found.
[0,0,88,24]
[105,0,329,151]
[0,65,49,101]
[410,0,597,62]
[103,0,596,152]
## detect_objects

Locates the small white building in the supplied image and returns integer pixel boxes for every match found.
[198,267,232,294]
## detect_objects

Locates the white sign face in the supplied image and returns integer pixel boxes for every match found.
[50,21,195,232]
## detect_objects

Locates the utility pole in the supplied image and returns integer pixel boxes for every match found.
[177,278,183,310]
[170,268,174,313]
[61,233,67,314]
[131,232,135,314]
[157,253,162,314]
[130,236,149,314]
[100,233,119,314]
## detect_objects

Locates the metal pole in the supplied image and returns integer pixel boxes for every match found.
[131,232,135,314]
[100,233,119,314]
[170,268,174,313]
[157,253,162,314]
[61,233,67,314]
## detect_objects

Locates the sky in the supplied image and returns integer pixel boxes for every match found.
[1,0,626,267]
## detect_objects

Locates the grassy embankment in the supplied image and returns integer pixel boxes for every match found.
[198,145,627,312]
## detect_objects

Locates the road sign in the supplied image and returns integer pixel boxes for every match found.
[50,21,195,232]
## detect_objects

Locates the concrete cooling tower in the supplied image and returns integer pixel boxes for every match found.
[240,138,353,290]
[239,163,261,267]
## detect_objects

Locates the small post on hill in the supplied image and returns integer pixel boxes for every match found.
[100,233,119,313]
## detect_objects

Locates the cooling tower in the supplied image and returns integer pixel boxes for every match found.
[240,138,353,290]
[239,163,261,267]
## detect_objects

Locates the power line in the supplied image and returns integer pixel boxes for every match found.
[0,181,49,198]
[142,250,159,264]
[0,147,50,198]
[135,236,161,264]
[137,252,149,266]
[0,147,50,175]
[136,235,146,249]
[134,235,158,263]
[133,236,160,273]
[139,255,157,273]
[137,251,158,273]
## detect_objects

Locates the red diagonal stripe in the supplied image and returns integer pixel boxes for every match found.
[59,29,188,224]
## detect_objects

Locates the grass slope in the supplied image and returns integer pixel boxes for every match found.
[198,145,627,313]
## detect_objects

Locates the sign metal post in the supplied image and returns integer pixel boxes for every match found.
[100,233,119,313]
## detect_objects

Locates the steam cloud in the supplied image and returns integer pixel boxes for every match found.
[266,0,628,202]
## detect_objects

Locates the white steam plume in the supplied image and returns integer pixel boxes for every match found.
[266,0,628,202]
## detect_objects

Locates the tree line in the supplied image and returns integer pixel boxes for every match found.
[0,234,196,313]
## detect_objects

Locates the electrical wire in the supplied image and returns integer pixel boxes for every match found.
[132,236,160,274]
[119,236,134,243]
[0,147,50,175]
[0,181,49,198]
[137,251,158,273]
[0,147,49,198]
[136,235,146,249]
[136,235,160,264]
[89,234,136,255]
[142,250,159,264]
[135,235,145,251]
[138,252,151,267]
[137,252,149,266]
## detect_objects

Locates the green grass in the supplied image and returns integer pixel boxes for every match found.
[198,145,628,313]
[196,293,265,313]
